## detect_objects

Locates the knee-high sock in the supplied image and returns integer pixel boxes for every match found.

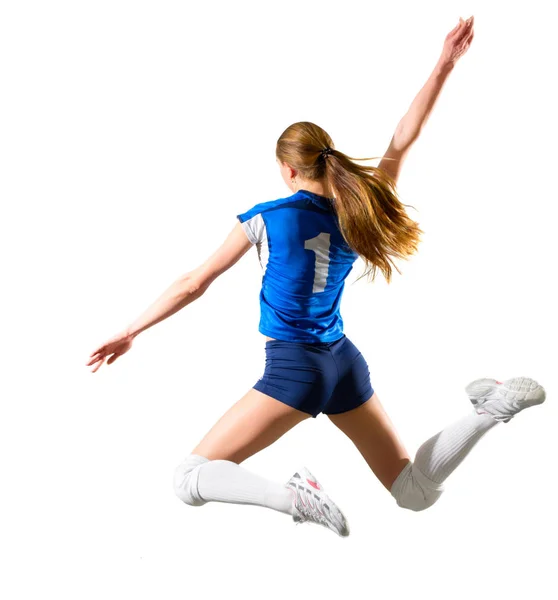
[174,454,294,515]
[390,411,501,510]
[413,410,501,484]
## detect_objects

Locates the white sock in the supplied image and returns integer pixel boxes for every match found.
[413,410,500,484]
[194,457,294,515]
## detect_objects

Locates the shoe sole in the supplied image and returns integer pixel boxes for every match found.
[466,376,546,417]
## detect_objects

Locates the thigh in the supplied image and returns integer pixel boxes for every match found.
[327,392,411,490]
[191,387,311,464]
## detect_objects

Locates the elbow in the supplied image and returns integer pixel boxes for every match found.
[392,132,415,153]
[393,120,420,151]
[177,273,207,296]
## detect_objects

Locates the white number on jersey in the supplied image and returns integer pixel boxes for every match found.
[304,232,331,293]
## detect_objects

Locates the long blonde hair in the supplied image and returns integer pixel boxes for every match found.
[276,121,422,283]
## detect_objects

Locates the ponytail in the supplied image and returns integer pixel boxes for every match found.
[277,121,422,283]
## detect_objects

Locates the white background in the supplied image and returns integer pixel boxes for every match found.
[1,0,557,598]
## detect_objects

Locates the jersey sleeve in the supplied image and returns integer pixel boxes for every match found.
[236,207,266,245]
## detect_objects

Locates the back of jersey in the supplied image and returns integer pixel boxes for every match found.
[237,189,359,343]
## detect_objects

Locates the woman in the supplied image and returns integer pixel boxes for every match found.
[87,16,546,537]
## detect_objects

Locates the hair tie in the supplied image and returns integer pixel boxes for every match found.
[321,147,333,159]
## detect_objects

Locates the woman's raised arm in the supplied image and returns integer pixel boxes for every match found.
[378,16,475,184]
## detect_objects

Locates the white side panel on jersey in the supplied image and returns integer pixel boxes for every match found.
[256,225,269,276]
[240,213,269,275]
[240,213,265,245]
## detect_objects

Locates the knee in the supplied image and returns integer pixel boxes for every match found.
[173,454,210,506]
[390,461,445,512]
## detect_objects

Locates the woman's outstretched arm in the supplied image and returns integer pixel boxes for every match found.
[86,221,253,372]
[124,222,252,337]
[378,16,475,184]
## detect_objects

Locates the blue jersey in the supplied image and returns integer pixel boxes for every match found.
[236,189,359,343]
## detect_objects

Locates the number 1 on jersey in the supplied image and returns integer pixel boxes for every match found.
[304,232,331,293]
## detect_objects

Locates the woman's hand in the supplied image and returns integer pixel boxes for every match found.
[86,330,135,373]
[441,16,475,66]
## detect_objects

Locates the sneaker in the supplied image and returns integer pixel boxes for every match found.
[465,377,546,423]
[285,467,349,537]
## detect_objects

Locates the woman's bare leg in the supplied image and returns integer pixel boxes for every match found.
[174,388,311,514]
[191,388,311,463]
[326,392,411,490]
[327,391,500,511]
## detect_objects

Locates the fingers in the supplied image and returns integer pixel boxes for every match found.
[87,350,122,372]
[86,333,132,371]
[457,26,475,56]
[86,352,102,366]
[457,16,474,39]
[86,349,107,370]
[450,15,474,39]
[448,21,460,37]
[107,353,120,365]
[446,15,474,61]
[90,356,106,373]
[89,347,103,359]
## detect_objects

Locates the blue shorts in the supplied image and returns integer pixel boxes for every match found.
[253,334,374,418]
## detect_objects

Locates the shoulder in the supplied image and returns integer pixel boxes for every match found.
[236,194,302,223]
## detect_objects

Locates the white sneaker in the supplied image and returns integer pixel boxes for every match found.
[285,467,349,537]
[465,377,546,423]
